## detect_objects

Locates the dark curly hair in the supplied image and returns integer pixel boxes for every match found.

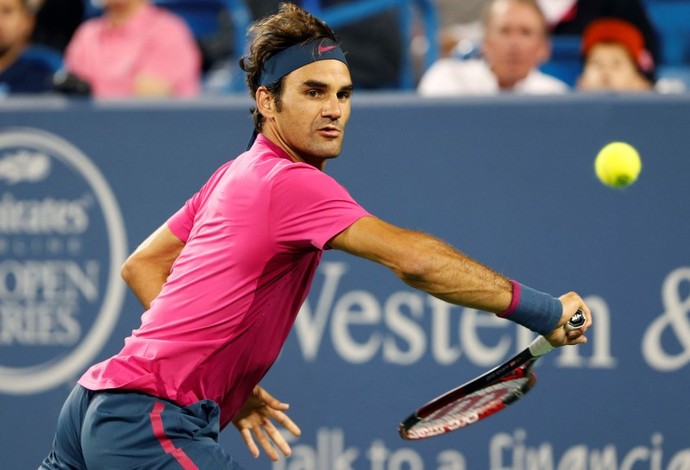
[240,3,339,130]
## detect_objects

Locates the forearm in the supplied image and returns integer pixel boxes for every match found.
[393,234,513,313]
[391,235,564,334]
[332,217,512,312]
[134,73,174,97]
[331,216,564,335]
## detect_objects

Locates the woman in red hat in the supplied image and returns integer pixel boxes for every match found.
[577,17,654,91]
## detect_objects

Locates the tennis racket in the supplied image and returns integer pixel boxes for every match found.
[399,310,586,440]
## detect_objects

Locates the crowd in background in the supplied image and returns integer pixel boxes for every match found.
[1,0,689,98]
[418,0,665,95]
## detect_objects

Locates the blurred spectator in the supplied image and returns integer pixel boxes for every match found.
[435,0,486,29]
[30,0,84,52]
[538,0,660,78]
[0,0,55,94]
[418,0,567,96]
[577,18,653,92]
[65,0,201,98]
[245,0,403,90]
[433,0,486,58]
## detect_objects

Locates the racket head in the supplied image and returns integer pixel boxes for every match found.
[399,365,537,440]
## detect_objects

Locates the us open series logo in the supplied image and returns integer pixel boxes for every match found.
[0,128,127,394]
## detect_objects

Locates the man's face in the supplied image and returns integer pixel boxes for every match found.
[264,59,353,169]
[578,43,650,91]
[482,0,549,88]
[0,0,31,55]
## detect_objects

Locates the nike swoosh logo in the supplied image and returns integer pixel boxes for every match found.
[318,44,338,54]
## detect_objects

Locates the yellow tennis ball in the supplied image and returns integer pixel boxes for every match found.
[594,142,642,188]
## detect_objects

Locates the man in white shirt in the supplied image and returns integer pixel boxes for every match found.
[419,0,568,96]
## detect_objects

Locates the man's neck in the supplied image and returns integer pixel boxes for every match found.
[107,0,147,27]
[491,65,523,91]
[260,130,327,171]
[497,78,518,90]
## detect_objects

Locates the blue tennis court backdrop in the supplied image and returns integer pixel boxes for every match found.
[1,94,689,469]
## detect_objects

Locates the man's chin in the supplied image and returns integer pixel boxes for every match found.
[316,142,343,160]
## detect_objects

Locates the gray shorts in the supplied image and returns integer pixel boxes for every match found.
[39,385,242,469]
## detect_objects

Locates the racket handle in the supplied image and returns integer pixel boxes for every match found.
[565,309,586,331]
[529,309,586,356]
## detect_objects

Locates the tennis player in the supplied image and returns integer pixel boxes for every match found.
[40,3,591,469]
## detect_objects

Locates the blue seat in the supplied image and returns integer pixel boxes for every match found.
[153,0,232,37]
[645,1,690,64]
[541,35,582,87]
[21,45,64,73]
[154,0,250,41]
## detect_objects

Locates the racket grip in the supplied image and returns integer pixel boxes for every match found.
[565,309,586,331]
[529,309,587,356]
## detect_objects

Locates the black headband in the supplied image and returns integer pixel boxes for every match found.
[258,38,348,86]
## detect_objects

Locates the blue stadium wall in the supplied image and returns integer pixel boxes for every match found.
[1,94,689,469]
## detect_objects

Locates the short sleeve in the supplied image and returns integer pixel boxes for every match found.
[269,165,370,249]
[167,193,199,243]
[166,160,234,242]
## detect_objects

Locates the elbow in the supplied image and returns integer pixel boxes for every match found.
[393,247,435,286]
[120,253,142,286]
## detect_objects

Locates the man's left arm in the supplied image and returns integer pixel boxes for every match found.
[120,222,185,309]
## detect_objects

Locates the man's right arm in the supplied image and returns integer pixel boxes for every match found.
[329,216,513,311]
[328,216,590,345]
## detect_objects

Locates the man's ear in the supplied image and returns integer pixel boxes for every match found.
[256,87,275,119]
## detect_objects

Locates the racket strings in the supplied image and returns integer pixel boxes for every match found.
[406,376,532,439]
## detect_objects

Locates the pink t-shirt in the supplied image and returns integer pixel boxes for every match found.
[79,134,370,428]
[65,3,201,98]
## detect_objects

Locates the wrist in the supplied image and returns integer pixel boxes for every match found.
[498,280,562,335]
